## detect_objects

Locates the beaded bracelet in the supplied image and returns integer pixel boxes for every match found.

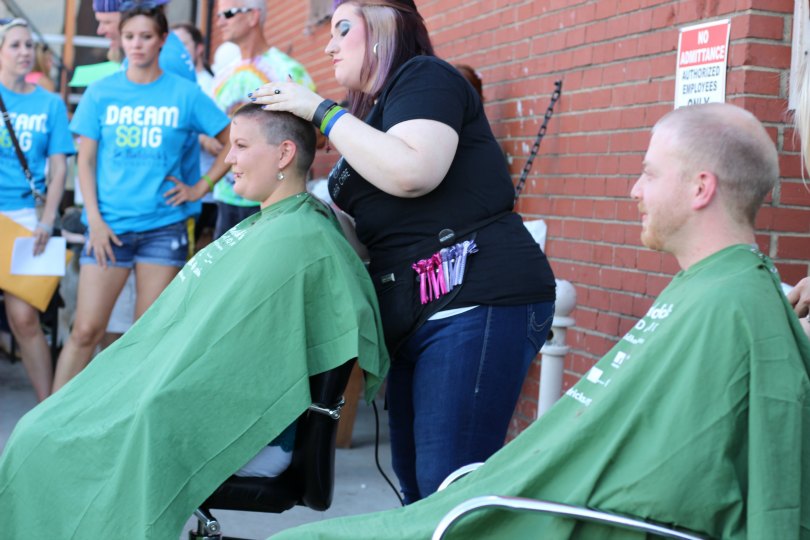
[312,99,338,129]
[323,109,347,138]
[202,173,215,191]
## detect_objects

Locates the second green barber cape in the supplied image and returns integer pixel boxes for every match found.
[0,193,389,539]
[273,245,810,540]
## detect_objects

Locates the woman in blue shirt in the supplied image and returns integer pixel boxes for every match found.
[0,18,74,402]
[53,6,230,391]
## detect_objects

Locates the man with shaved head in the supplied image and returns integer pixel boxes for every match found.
[271,103,810,540]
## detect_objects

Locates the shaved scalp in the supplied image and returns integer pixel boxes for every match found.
[232,104,317,175]
[654,103,778,225]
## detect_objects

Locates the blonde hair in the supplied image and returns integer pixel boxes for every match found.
[32,42,51,74]
[794,58,810,179]
[0,18,29,47]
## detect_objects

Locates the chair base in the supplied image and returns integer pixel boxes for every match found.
[187,515,252,540]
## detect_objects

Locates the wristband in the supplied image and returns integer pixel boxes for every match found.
[320,105,344,133]
[323,108,348,138]
[312,99,338,129]
[202,173,215,191]
[36,222,53,235]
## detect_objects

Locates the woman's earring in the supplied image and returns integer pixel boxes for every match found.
[277,171,285,181]
[373,42,378,56]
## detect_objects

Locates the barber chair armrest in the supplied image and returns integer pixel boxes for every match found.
[431,495,706,540]
[436,462,485,492]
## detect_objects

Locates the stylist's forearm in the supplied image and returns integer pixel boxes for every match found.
[325,114,455,197]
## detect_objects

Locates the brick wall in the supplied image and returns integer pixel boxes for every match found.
[249,0,810,436]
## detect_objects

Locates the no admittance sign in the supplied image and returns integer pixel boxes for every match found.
[675,20,731,109]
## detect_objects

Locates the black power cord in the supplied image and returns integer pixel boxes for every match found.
[371,399,405,506]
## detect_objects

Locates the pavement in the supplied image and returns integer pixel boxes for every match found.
[0,351,402,540]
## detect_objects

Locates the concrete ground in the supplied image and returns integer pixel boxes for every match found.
[0,352,402,540]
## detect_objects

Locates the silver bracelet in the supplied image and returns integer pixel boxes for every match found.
[36,222,53,235]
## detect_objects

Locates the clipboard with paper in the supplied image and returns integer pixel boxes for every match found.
[0,214,72,311]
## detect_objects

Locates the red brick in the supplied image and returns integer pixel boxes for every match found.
[776,263,810,286]
[740,96,790,123]
[777,236,810,260]
[730,13,784,40]
[614,246,638,269]
[618,315,637,336]
[780,181,810,206]
[622,272,648,294]
[740,0,793,14]
[726,69,781,97]
[609,290,636,315]
[754,233,772,255]
[646,273,671,296]
[779,154,804,179]
[772,208,810,232]
[637,250,662,272]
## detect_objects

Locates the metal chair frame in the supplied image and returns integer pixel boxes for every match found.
[432,464,706,540]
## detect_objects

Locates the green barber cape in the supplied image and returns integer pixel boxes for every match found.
[0,193,389,539]
[273,244,810,540]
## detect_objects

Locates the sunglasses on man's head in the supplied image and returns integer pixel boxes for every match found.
[119,0,161,11]
[217,7,253,19]
[0,18,28,28]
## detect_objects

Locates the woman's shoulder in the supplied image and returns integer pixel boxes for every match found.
[384,56,467,98]
[85,69,126,93]
[397,55,461,79]
[30,85,66,107]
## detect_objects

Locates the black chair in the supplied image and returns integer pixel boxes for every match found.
[189,359,357,540]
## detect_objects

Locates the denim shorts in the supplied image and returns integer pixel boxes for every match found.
[79,220,188,269]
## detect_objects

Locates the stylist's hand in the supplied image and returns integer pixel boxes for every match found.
[788,277,810,339]
[249,79,324,122]
[86,217,122,269]
[32,221,53,256]
[788,277,810,318]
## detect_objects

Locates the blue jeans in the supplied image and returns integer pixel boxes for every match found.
[79,220,188,268]
[387,301,555,503]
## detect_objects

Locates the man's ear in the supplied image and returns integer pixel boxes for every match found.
[692,170,718,210]
[249,9,261,28]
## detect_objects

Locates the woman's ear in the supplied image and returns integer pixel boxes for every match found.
[278,140,297,171]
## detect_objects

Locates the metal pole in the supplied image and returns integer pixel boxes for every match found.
[61,0,78,103]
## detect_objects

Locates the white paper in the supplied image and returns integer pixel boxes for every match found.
[11,237,67,276]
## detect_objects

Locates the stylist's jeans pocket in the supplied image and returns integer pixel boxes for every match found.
[526,301,555,354]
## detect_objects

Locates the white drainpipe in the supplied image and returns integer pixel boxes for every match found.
[538,279,576,417]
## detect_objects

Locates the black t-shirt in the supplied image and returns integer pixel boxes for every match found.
[328,56,555,307]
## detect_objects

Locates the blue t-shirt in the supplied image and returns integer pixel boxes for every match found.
[124,32,201,219]
[0,85,75,211]
[70,71,229,234]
